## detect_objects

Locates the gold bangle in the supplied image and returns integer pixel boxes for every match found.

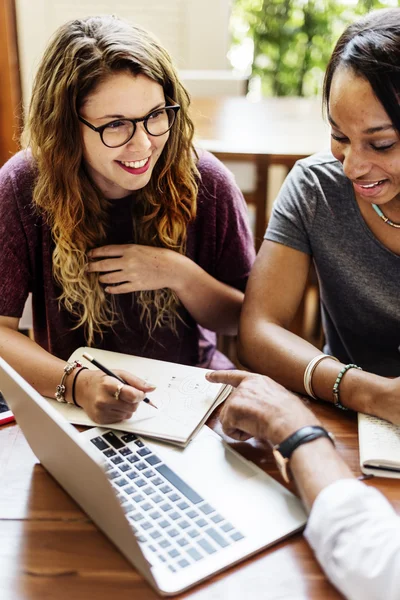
[303,354,338,399]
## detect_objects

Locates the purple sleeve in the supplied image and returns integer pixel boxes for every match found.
[0,152,34,316]
[188,151,255,292]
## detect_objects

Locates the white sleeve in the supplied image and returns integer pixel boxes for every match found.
[304,479,400,600]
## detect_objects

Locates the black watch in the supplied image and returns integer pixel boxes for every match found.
[272,425,335,483]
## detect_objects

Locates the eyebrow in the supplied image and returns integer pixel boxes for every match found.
[97,102,166,121]
[328,114,394,135]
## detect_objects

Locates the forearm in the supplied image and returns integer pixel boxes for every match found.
[172,255,244,335]
[238,319,397,423]
[0,326,66,399]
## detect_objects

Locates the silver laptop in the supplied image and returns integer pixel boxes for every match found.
[0,357,307,596]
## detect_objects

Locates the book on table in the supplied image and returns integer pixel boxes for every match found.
[45,347,232,448]
[358,412,400,479]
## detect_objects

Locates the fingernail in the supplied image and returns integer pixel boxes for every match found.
[146,382,157,389]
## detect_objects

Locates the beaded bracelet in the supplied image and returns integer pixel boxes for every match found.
[332,364,362,410]
[55,360,82,403]
[72,366,88,408]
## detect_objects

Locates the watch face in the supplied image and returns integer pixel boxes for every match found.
[272,448,291,484]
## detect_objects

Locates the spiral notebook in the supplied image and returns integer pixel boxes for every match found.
[45,347,231,447]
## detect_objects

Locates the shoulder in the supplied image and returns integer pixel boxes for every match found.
[195,149,237,190]
[294,151,347,186]
[0,149,37,195]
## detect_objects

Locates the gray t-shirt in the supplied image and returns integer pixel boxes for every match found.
[265,151,400,377]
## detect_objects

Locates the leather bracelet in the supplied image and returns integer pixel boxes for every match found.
[72,366,88,408]
[55,360,82,403]
[273,425,335,483]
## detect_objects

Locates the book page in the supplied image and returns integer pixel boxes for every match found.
[45,347,230,446]
[358,413,400,468]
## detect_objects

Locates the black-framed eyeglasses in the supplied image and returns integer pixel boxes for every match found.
[78,105,180,148]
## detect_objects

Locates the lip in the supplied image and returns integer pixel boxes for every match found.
[117,157,151,175]
[352,179,389,199]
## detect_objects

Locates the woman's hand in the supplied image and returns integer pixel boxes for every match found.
[73,367,156,424]
[206,369,320,446]
[86,244,179,294]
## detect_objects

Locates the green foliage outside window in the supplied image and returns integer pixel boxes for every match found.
[230,0,400,97]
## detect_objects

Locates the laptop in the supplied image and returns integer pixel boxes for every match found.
[0,357,307,595]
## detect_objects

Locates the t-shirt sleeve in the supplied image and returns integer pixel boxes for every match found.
[265,162,319,255]
[0,157,32,317]
[195,152,256,293]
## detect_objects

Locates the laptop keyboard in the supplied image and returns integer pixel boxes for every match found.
[90,430,245,572]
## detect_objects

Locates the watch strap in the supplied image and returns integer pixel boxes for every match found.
[275,425,334,460]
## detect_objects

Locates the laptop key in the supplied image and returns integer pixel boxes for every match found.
[127,471,139,480]
[168,493,180,502]
[132,494,144,503]
[159,539,171,549]
[168,549,180,558]
[134,479,146,487]
[119,447,132,456]
[177,501,189,510]
[169,511,180,521]
[127,455,140,464]
[135,462,147,471]
[156,464,203,504]
[178,558,190,568]
[107,470,119,480]
[150,530,162,540]
[152,494,163,504]
[188,529,200,539]
[199,503,214,515]
[149,511,161,520]
[187,547,203,561]
[111,456,123,465]
[91,436,109,451]
[143,487,155,496]
[211,514,224,524]
[146,455,161,466]
[130,513,144,522]
[115,478,129,487]
[187,510,198,519]
[119,463,131,473]
[103,431,124,449]
[143,470,155,478]
[195,518,207,528]
[197,538,216,554]
[231,531,245,542]
[205,527,230,548]
[138,447,151,457]
[121,433,137,443]
[152,477,163,486]
[141,502,153,511]
[160,485,172,494]
[135,440,145,448]
[221,522,234,533]
[161,503,172,512]
[177,538,189,547]
[141,522,153,531]
[159,520,170,529]
[178,520,190,530]
[167,528,179,538]
[103,448,116,458]
[125,486,135,495]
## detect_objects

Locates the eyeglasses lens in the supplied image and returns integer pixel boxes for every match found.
[102,108,177,147]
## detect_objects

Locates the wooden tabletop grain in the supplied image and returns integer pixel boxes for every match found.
[1,399,399,600]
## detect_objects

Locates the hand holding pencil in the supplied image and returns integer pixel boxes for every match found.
[70,352,158,424]
[82,352,158,409]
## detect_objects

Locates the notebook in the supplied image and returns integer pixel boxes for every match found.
[0,356,307,596]
[358,412,400,479]
[45,347,232,447]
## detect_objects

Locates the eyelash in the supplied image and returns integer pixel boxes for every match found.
[330,133,396,152]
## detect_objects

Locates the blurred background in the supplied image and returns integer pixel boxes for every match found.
[1,0,399,343]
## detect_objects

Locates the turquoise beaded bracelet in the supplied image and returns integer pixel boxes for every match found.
[332,364,362,410]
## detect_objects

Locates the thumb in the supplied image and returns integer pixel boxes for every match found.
[206,369,249,388]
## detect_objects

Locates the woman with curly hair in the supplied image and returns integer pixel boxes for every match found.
[0,15,255,423]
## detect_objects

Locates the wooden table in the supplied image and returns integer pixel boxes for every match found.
[1,401,399,600]
[189,96,330,248]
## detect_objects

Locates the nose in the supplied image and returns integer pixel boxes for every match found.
[125,122,152,153]
[340,145,371,181]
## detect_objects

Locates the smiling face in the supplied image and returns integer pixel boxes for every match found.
[328,66,400,209]
[80,72,169,199]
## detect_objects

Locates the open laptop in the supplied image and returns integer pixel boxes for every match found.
[0,357,307,595]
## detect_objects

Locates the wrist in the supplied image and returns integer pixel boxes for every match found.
[340,368,388,414]
[169,253,196,294]
[267,404,321,446]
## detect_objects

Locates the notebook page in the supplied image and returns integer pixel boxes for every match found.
[44,347,229,446]
[358,413,400,467]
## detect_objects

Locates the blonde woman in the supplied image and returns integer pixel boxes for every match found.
[0,16,255,423]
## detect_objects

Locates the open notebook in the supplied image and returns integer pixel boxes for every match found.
[45,348,231,447]
[358,412,400,479]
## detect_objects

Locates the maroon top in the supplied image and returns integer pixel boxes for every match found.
[0,150,255,368]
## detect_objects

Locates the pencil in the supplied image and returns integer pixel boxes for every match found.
[82,352,158,409]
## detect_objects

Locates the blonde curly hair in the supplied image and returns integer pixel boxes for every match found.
[23,15,199,345]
